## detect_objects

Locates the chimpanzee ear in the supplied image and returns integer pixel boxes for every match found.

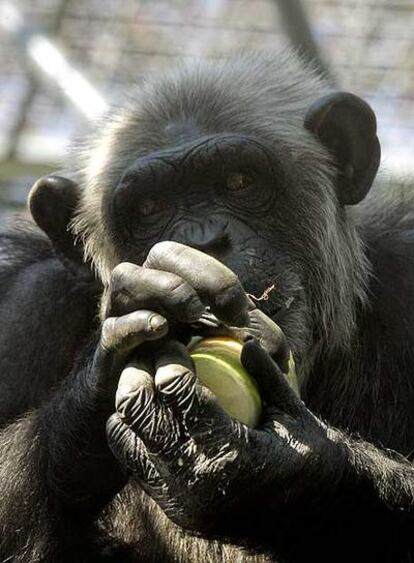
[28,175,86,269]
[304,92,381,206]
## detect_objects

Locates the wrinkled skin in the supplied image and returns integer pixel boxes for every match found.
[106,340,333,537]
[102,241,338,538]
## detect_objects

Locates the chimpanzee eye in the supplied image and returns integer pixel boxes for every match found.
[226,172,254,193]
[139,197,158,217]
[136,197,174,227]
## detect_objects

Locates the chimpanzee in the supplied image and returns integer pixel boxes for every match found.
[1,49,414,563]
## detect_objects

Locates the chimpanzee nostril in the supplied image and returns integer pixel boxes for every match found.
[190,231,230,252]
[180,220,230,254]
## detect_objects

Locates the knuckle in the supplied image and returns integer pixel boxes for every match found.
[158,275,203,318]
[100,317,117,351]
[170,367,195,389]
[168,277,190,295]
[118,386,154,422]
[147,241,170,264]
[157,365,195,392]
[106,413,124,442]
[227,271,240,286]
[213,281,248,322]
[168,278,197,307]
[146,241,189,270]
[157,271,185,294]
[222,275,242,298]
[151,240,170,255]
[110,262,137,289]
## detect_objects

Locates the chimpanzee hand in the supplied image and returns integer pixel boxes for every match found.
[63,240,286,508]
[94,240,289,409]
[106,338,340,539]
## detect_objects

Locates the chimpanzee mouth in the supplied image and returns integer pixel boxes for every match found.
[190,305,282,342]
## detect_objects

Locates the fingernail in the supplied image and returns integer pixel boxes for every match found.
[148,314,167,332]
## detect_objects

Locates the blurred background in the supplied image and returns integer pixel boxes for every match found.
[0,0,413,216]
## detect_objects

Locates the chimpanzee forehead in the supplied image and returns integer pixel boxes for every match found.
[164,119,201,146]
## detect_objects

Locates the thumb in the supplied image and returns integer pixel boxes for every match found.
[241,339,303,415]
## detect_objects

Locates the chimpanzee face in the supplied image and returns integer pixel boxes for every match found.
[71,52,378,365]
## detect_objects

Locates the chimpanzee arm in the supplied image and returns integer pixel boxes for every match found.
[232,342,414,561]
[0,356,138,562]
[0,220,99,425]
[221,422,414,562]
[0,412,109,562]
[0,223,159,561]
[234,406,414,562]
[0,221,112,561]
[318,434,414,561]
[0,228,209,562]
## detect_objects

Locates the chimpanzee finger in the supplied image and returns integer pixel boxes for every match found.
[106,413,162,485]
[143,241,250,326]
[247,308,290,372]
[103,262,205,322]
[153,340,195,413]
[241,339,303,417]
[93,310,168,389]
[154,340,233,435]
[115,360,183,456]
[115,359,154,422]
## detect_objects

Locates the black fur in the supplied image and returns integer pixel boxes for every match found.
[1,50,414,562]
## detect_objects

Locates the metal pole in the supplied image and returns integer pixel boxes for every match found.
[274,0,335,84]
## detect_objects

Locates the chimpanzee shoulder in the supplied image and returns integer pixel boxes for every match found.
[0,215,100,426]
[307,178,414,453]
[0,216,54,284]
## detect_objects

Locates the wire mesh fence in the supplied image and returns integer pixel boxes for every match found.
[0,0,413,211]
